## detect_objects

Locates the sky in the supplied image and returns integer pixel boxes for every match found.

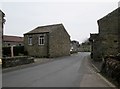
[0,0,119,43]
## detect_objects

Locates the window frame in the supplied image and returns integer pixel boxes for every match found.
[38,34,45,45]
[28,37,32,45]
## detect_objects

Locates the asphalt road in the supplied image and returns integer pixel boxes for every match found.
[2,52,111,87]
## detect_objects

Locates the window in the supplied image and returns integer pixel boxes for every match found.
[28,37,32,45]
[8,44,10,46]
[19,44,21,46]
[39,35,45,45]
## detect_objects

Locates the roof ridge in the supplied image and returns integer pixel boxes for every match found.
[24,23,63,35]
[34,23,63,29]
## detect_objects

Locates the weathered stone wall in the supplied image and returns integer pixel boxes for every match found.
[2,56,34,68]
[90,7,120,86]
[24,24,70,58]
[0,10,5,59]
[89,34,102,61]
[49,25,70,57]
[118,8,120,53]
[24,33,49,58]
[97,7,119,57]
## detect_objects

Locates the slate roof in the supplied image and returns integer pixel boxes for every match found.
[24,23,66,35]
[3,35,23,42]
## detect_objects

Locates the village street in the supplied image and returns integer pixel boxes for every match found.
[2,52,112,87]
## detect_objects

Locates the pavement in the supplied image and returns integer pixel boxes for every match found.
[90,57,116,88]
[2,52,116,87]
[90,59,103,73]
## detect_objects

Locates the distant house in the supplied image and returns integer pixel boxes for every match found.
[24,24,70,58]
[70,40,80,53]
[3,35,24,47]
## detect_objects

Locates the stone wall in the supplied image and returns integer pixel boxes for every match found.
[118,8,120,53]
[89,34,102,61]
[2,56,34,68]
[97,7,119,57]
[90,7,120,61]
[24,33,49,58]
[0,10,5,59]
[49,25,70,57]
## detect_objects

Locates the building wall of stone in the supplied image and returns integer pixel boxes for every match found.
[89,34,102,61]
[0,11,2,59]
[24,24,70,58]
[24,33,49,57]
[49,26,70,57]
[118,8,120,53]
[97,8,119,57]
[0,11,4,59]
[93,38,102,61]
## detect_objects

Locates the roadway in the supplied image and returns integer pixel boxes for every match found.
[2,52,111,87]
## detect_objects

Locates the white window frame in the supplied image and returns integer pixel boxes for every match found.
[28,37,32,45]
[38,35,45,45]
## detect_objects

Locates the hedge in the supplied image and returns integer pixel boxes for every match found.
[101,55,120,86]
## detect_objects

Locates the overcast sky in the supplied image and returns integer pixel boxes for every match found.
[1,0,119,43]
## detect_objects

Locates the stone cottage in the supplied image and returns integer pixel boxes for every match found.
[24,24,70,58]
[0,10,5,59]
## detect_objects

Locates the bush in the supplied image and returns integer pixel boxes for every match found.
[101,55,120,86]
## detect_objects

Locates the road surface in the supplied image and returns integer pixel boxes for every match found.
[2,52,111,87]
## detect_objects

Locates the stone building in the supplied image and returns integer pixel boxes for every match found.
[24,24,70,58]
[0,10,5,59]
[70,40,80,53]
[3,35,24,47]
[97,7,120,57]
[90,7,120,61]
[89,33,102,61]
